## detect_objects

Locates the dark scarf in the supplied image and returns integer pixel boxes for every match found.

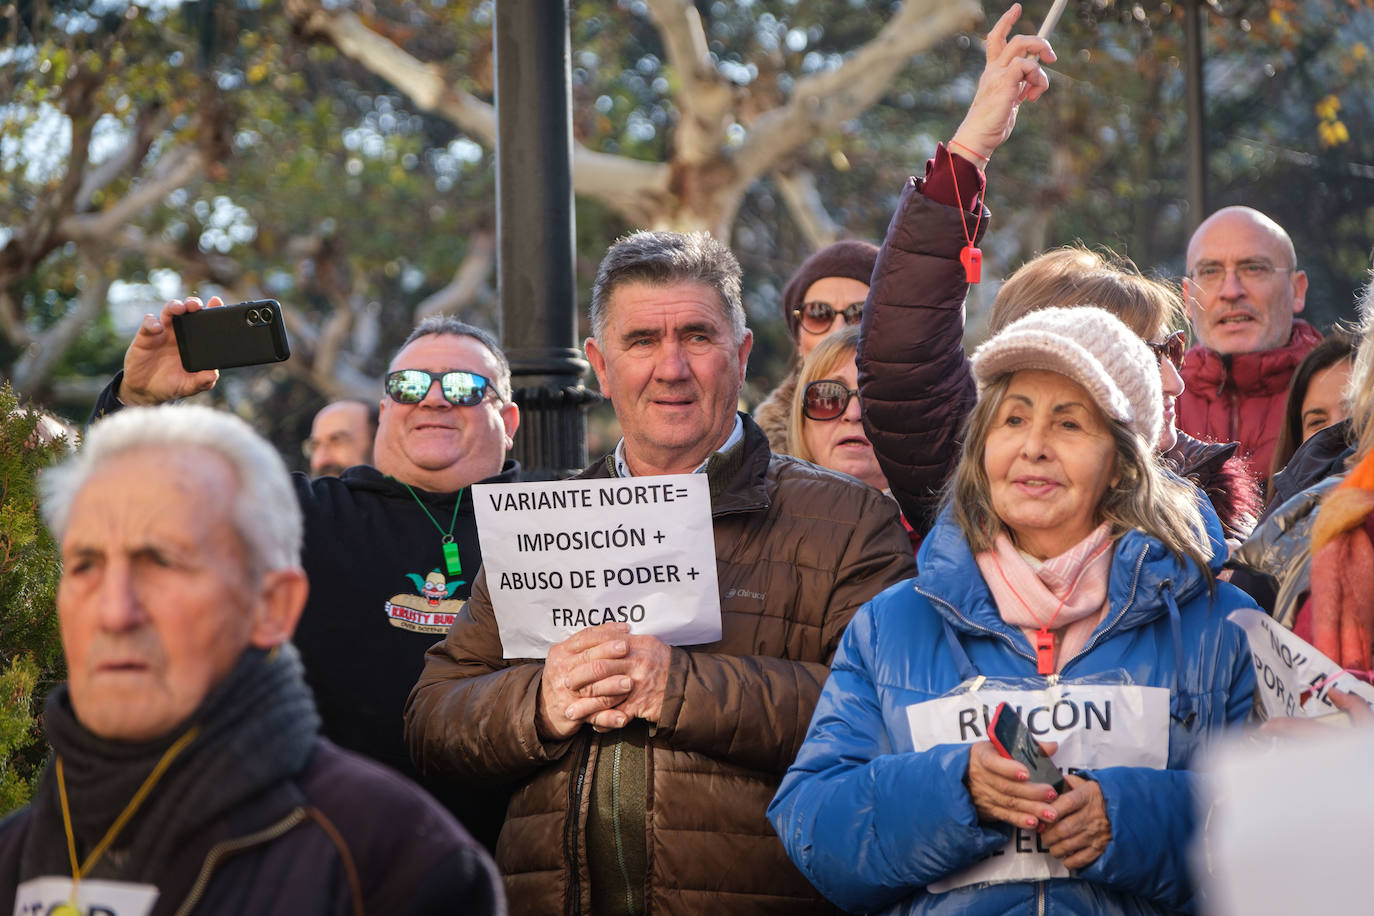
[21,645,319,884]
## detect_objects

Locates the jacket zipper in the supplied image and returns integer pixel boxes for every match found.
[920,556,1149,916]
[172,807,309,916]
[565,738,594,916]
[916,540,1148,678]
[912,585,1036,666]
[1060,543,1148,672]
[1227,382,1239,444]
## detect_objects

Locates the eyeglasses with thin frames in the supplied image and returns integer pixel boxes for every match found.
[802,379,861,421]
[1188,260,1293,295]
[795,301,864,335]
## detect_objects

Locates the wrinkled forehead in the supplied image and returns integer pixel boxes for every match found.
[66,446,240,543]
[603,280,730,332]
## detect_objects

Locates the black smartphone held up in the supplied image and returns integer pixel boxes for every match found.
[989,702,1067,792]
[172,300,291,372]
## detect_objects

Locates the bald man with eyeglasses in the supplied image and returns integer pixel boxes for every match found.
[1179,206,1323,482]
[90,302,521,852]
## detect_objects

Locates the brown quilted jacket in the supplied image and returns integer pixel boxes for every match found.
[404,415,916,914]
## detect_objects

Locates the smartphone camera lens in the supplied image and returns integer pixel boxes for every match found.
[260,307,273,322]
[246,308,261,325]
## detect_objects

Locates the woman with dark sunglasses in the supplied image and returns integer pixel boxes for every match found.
[753,239,879,456]
[788,327,919,551]
[788,328,886,491]
[856,6,1259,551]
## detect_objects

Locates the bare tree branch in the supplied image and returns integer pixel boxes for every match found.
[11,251,112,396]
[61,147,206,243]
[286,0,496,141]
[734,0,982,184]
[416,229,495,320]
[773,168,841,250]
[283,0,672,224]
[75,105,172,212]
[7,75,100,284]
[0,288,26,351]
[39,76,100,240]
[568,149,672,224]
[643,0,736,165]
[107,226,243,287]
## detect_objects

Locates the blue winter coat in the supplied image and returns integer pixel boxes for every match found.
[768,511,1257,915]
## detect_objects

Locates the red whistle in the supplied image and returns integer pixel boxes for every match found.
[960,245,982,284]
[1035,627,1055,676]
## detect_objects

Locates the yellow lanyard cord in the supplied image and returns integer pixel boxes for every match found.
[56,726,201,896]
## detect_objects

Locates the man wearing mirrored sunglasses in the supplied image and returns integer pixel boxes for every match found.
[90,304,521,852]
[408,231,916,914]
[1179,206,1323,482]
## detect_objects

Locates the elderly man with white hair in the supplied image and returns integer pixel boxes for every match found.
[90,306,522,850]
[0,404,502,916]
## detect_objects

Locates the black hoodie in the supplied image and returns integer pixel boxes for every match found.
[291,463,520,851]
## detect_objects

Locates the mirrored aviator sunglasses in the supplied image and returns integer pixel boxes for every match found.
[802,379,859,421]
[386,369,494,406]
[1147,331,1187,372]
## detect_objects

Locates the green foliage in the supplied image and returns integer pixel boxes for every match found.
[0,656,42,814]
[0,383,67,813]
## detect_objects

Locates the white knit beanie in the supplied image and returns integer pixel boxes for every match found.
[970,306,1163,448]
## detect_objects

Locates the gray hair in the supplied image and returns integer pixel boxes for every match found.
[397,316,513,402]
[948,374,1213,585]
[589,230,746,345]
[41,405,302,581]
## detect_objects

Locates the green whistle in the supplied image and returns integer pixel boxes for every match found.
[443,541,462,577]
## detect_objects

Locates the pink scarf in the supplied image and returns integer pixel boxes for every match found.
[974,523,1116,673]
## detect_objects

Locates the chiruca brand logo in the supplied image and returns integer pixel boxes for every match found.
[725,587,765,601]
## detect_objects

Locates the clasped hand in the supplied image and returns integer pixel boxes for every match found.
[535,622,672,741]
[966,740,1111,870]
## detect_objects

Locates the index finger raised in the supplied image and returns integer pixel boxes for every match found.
[985,4,1024,61]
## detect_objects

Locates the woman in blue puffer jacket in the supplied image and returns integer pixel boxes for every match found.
[768,306,1257,915]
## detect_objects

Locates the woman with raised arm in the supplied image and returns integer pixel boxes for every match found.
[858,4,1258,549]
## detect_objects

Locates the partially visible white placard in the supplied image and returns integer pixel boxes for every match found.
[14,877,159,916]
[906,682,1170,892]
[1227,607,1374,719]
[474,475,721,658]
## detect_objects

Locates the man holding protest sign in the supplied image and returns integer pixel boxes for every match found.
[406,230,916,913]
